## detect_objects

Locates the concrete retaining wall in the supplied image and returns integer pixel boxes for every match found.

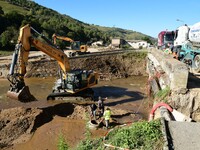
[147,49,189,93]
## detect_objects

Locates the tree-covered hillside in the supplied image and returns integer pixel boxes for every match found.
[0,0,155,50]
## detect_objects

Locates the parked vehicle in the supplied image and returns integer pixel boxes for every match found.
[157,31,174,50]
[173,22,200,72]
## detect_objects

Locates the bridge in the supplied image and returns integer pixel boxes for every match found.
[147,49,200,150]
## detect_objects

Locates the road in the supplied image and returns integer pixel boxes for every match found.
[166,121,200,150]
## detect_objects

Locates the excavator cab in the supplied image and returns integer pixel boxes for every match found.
[47,69,98,100]
[65,70,97,91]
[71,41,80,50]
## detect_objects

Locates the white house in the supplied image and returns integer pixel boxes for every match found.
[126,40,149,49]
[92,41,103,47]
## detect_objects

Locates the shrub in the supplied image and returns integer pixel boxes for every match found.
[57,134,69,150]
[155,86,171,102]
[105,119,163,149]
[76,138,103,150]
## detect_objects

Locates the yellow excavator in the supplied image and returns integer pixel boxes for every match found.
[7,24,98,102]
[52,34,88,57]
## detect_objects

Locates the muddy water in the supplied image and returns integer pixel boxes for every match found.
[0,77,56,109]
[1,76,151,150]
[93,76,150,120]
[0,76,150,117]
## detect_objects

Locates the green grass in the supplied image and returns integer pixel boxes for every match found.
[0,0,28,14]
[122,51,148,59]
[0,50,13,56]
[76,138,103,150]
[57,133,69,150]
[90,24,148,40]
[155,87,171,102]
[76,119,163,150]
[105,119,163,150]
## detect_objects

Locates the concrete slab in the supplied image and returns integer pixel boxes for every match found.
[168,121,200,150]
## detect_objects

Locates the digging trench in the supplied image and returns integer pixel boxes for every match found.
[0,52,148,149]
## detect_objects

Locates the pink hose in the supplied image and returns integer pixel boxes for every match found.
[148,102,173,121]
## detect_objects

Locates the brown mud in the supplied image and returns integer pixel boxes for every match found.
[0,53,150,149]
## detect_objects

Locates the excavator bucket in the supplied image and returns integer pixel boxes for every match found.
[7,86,36,102]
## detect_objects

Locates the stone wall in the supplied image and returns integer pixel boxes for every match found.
[147,49,189,94]
[147,49,200,121]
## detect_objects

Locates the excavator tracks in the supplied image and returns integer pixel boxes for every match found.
[47,88,94,102]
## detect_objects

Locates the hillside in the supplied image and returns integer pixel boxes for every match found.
[0,0,28,14]
[0,0,155,50]
[94,25,149,40]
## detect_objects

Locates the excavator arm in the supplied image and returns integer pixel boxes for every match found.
[52,34,88,55]
[31,36,70,75]
[7,24,70,102]
[52,33,74,44]
[19,25,70,77]
[7,24,98,102]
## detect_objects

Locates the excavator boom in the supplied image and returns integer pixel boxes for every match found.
[7,24,98,102]
[52,33,74,44]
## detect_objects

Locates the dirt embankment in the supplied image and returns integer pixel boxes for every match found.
[24,53,147,79]
[0,107,41,148]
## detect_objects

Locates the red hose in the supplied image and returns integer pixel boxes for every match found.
[148,102,173,121]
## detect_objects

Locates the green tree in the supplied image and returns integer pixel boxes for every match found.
[5,11,24,27]
[0,26,18,49]
[142,36,153,45]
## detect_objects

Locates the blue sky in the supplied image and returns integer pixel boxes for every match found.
[34,0,200,38]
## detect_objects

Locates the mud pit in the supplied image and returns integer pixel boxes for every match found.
[0,103,88,149]
[0,52,149,149]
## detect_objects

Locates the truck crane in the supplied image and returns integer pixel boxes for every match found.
[52,34,88,57]
[7,24,98,102]
[173,22,200,72]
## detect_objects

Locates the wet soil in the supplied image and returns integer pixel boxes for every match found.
[0,52,150,149]
[0,76,150,150]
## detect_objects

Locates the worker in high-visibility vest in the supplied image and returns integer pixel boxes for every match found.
[98,96,105,117]
[103,107,111,129]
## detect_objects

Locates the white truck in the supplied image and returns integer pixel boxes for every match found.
[173,22,200,72]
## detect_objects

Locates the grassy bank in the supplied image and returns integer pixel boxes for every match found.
[74,119,163,150]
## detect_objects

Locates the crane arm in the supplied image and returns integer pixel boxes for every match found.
[7,24,71,102]
[31,38,70,75]
[17,24,70,78]
[52,33,74,44]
